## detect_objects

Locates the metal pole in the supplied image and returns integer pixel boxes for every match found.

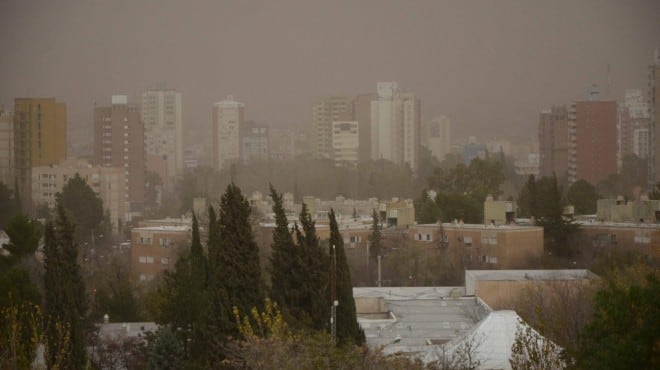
[331,245,337,345]
[377,255,382,287]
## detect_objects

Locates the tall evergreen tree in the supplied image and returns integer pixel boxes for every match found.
[43,203,88,370]
[156,213,209,366]
[207,184,263,339]
[368,209,382,284]
[268,185,298,318]
[293,202,329,331]
[328,209,364,345]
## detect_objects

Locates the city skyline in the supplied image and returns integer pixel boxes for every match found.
[1,0,659,148]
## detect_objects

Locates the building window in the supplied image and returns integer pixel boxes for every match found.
[161,257,170,265]
[463,236,473,246]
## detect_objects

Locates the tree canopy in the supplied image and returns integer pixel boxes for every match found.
[57,173,104,243]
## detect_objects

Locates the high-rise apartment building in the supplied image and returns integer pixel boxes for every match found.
[0,107,13,189]
[94,95,145,212]
[241,121,269,162]
[312,96,353,159]
[423,116,451,162]
[567,91,618,185]
[141,88,183,186]
[618,89,650,169]
[212,96,244,171]
[650,49,660,190]
[332,121,359,166]
[538,106,569,178]
[14,98,67,207]
[353,93,376,162]
[370,82,420,174]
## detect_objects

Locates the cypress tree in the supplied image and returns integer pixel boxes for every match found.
[328,209,364,345]
[43,204,88,369]
[207,184,263,339]
[268,185,298,317]
[368,209,382,284]
[294,202,329,330]
[157,213,209,365]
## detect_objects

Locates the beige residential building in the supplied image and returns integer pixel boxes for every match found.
[0,108,13,188]
[94,95,146,212]
[408,222,544,269]
[141,88,183,187]
[538,106,568,179]
[31,158,126,233]
[332,121,359,166]
[212,96,244,171]
[464,269,598,310]
[312,96,353,159]
[14,98,67,208]
[131,224,191,282]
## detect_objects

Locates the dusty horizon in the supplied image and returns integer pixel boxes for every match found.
[2,0,659,150]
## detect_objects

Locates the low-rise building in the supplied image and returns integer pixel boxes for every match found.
[483,196,516,225]
[596,197,660,223]
[408,222,544,269]
[130,224,191,282]
[464,269,598,310]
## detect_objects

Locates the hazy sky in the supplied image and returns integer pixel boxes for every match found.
[1,0,659,148]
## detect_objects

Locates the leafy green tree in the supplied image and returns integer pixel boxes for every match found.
[435,192,483,224]
[517,174,579,257]
[328,209,364,345]
[567,179,600,215]
[43,204,89,370]
[509,319,565,370]
[575,274,659,369]
[414,189,440,224]
[94,260,141,322]
[57,173,104,243]
[1,214,42,267]
[146,325,185,370]
[517,175,538,218]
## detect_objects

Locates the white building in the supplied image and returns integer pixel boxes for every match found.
[0,108,13,188]
[370,82,420,174]
[212,96,244,171]
[423,116,451,161]
[332,121,359,166]
[141,88,183,185]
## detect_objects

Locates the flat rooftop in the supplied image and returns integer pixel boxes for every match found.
[354,287,488,356]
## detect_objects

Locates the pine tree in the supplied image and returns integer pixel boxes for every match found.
[268,185,298,319]
[43,204,88,369]
[328,209,364,345]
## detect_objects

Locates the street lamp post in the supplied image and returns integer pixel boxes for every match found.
[330,244,338,345]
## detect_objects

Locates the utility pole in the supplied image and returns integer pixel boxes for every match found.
[330,244,338,345]
[377,255,382,287]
